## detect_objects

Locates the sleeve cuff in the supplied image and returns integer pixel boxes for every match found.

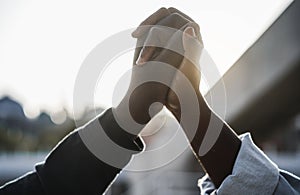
[78,108,144,168]
[198,133,279,194]
[97,108,144,151]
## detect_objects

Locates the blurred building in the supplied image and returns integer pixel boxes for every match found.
[0,96,75,152]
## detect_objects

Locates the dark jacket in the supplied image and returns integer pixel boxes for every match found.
[0,108,143,195]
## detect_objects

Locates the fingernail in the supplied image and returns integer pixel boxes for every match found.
[131,31,137,37]
[132,28,140,37]
[184,27,196,37]
[136,56,145,65]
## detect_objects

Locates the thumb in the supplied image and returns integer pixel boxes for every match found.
[182,26,203,65]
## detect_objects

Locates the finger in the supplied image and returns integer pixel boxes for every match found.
[180,21,201,43]
[133,35,147,64]
[136,23,202,66]
[133,11,192,39]
[180,26,202,90]
[182,26,203,64]
[136,13,191,64]
[132,7,170,37]
[152,29,185,69]
[150,26,202,87]
[136,46,156,65]
[136,26,175,65]
[166,27,201,113]
[132,8,170,63]
[183,27,197,48]
[134,12,193,64]
[167,7,195,22]
[155,12,191,32]
[166,8,201,42]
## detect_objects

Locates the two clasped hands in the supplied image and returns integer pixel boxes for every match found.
[114,7,241,187]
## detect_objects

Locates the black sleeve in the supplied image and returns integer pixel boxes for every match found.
[0,108,144,195]
[0,172,45,195]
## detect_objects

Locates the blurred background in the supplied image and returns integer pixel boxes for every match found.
[1,0,300,194]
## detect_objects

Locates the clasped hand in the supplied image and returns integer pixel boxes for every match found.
[114,8,205,136]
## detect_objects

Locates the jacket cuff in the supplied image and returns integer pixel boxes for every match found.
[98,108,144,151]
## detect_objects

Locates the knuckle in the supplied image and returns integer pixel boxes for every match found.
[146,28,161,46]
[149,26,172,43]
[168,7,176,11]
[148,26,162,35]
[169,12,184,21]
[158,7,168,12]
[192,22,200,32]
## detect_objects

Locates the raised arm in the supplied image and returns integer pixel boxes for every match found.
[0,8,194,194]
[138,8,300,194]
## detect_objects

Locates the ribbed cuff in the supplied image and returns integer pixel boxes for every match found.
[98,108,144,151]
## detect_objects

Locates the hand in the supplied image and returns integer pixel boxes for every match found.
[132,7,200,66]
[114,8,195,135]
[166,26,204,119]
[133,9,204,122]
[136,18,208,145]
[140,11,241,188]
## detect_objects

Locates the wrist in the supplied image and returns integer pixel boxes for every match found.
[97,108,144,151]
[113,96,147,136]
[188,91,212,150]
[188,92,242,187]
[169,89,211,122]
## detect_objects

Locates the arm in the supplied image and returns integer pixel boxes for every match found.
[167,60,241,187]
[162,12,300,194]
[199,133,300,194]
[136,13,242,187]
[0,108,143,195]
[0,8,191,194]
[173,92,241,187]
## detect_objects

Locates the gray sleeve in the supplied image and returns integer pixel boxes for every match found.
[198,133,300,195]
[274,170,300,195]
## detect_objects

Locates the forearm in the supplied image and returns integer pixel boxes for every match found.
[0,108,143,194]
[172,91,241,187]
[198,113,241,188]
[0,172,45,194]
[43,108,143,194]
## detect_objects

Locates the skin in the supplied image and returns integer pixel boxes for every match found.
[116,8,242,187]
[114,8,194,132]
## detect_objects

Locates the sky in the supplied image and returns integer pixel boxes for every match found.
[0,0,293,119]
